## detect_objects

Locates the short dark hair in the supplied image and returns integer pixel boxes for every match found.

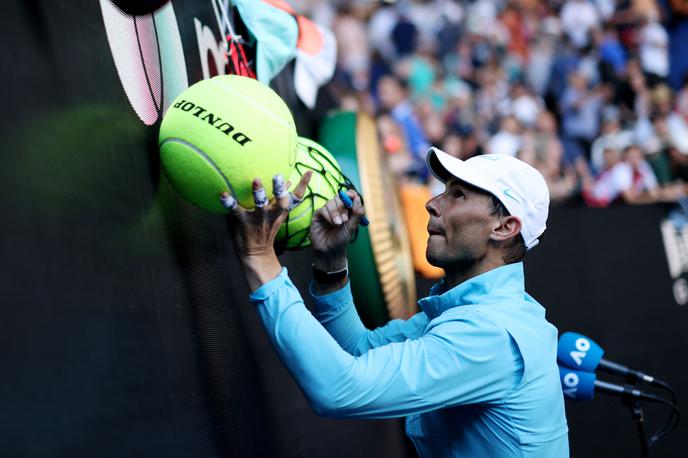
[489,195,527,264]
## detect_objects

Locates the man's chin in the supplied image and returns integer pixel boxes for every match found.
[425,250,447,268]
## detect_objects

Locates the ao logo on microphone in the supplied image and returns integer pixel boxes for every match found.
[558,367,595,400]
[569,337,591,366]
[557,332,605,372]
[561,371,580,398]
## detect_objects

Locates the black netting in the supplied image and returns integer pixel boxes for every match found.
[278,142,361,251]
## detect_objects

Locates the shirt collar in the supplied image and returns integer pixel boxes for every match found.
[418,263,526,320]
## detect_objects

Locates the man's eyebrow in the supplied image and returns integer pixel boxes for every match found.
[447,179,475,194]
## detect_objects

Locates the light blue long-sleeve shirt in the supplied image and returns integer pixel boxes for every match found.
[249,262,569,457]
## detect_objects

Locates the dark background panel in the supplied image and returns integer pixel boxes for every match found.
[525,205,688,458]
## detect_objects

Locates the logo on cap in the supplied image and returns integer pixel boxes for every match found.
[502,188,521,203]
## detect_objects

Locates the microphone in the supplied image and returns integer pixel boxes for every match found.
[557,332,662,385]
[558,367,666,403]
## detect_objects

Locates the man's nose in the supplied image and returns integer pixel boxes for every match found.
[425,195,440,217]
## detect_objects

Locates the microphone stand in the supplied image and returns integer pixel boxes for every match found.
[623,398,649,458]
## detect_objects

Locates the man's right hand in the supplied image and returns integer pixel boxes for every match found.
[310,189,366,272]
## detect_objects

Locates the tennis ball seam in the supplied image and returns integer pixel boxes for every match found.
[160,137,237,197]
[210,78,292,127]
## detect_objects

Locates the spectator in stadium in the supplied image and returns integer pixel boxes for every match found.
[444,86,476,137]
[597,24,627,78]
[676,74,688,121]
[487,115,522,157]
[519,111,578,203]
[377,75,430,179]
[613,58,650,124]
[476,65,510,131]
[623,84,679,171]
[582,144,678,206]
[647,111,688,187]
[526,21,559,97]
[546,37,580,102]
[504,81,543,129]
[422,112,448,148]
[460,130,483,160]
[378,113,415,183]
[367,3,397,63]
[332,4,370,91]
[582,146,632,207]
[590,106,635,172]
[560,0,600,49]
[659,0,688,90]
[645,113,682,183]
[391,13,418,58]
[560,70,605,162]
[637,11,670,87]
[620,144,663,204]
[440,132,464,159]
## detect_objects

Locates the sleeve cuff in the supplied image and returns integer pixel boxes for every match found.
[249,267,291,303]
[308,279,354,315]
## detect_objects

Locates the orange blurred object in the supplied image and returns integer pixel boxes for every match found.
[383,135,403,154]
[398,183,444,280]
[263,0,323,54]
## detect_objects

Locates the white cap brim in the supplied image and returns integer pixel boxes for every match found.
[427,147,493,196]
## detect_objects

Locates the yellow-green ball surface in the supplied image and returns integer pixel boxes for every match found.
[277,137,347,250]
[159,75,297,212]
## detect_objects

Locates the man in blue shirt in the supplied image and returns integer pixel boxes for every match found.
[221,148,569,456]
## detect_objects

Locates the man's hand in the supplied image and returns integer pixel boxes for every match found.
[310,189,366,272]
[223,171,312,292]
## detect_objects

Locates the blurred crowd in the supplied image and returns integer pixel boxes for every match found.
[297,0,688,209]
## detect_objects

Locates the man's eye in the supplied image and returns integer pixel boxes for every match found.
[452,190,465,199]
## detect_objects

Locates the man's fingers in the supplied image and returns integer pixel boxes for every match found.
[324,198,344,225]
[285,171,312,210]
[292,171,313,200]
[272,174,288,198]
[253,178,269,209]
[334,191,352,222]
[345,189,369,226]
[313,205,335,225]
[338,190,353,207]
[272,174,290,211]
[220,192,241,214]
[351,193,365,216]
[288,192,303,210]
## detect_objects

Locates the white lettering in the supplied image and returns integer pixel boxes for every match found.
[194,18,227,80]
[563,387,578,398]
[563,372,579,387]
[673,278,688,306]
[570,350,586,366]
[575,338,591,352]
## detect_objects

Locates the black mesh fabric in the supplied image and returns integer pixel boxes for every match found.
[278,141,357,250]
[0,1,409,456]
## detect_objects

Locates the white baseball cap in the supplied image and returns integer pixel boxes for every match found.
[426,148,550,250]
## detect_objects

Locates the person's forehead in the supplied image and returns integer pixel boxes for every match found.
[446,177,490,196]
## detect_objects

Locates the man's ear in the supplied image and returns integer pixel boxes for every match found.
[490,215,522,243]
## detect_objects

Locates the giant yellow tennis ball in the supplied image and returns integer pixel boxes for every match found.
[276,137,348,250]
[159,75,297,212]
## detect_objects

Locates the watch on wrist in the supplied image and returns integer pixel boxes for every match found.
[312,260,348,284]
